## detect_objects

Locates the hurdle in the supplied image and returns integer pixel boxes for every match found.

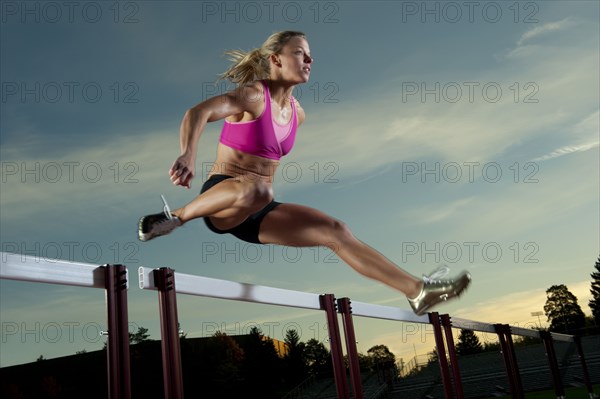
[137,266,598,399]
[336,298,432,398]
[449,316,591,398]
[138,266,351,399]
[338,300,595,399]
[333,298,456,398]
[0,252,132,399]
[2,255,595,398]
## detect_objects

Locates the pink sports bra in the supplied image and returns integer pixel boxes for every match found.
[219,80,298,161]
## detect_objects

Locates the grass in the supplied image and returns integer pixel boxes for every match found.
[488,385,600,399]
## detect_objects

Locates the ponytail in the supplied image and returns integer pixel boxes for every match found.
[218,48,270,86]
[218,31,306,87]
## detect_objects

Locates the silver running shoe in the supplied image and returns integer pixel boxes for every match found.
[408,265,471,316]
[138,195,182,242]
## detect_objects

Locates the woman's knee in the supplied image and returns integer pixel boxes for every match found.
[322,218,354,248]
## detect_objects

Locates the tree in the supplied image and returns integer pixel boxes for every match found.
[104,325,152,350]
[356,352,373,371]
[283,328,303,354]
[543,284,586,334]
[513,335,539,347]
[367,345,396,366]
[178,331,245,398]
[304,338,331,376]
[283,329,307,386]
[584,315,598,334]
[129,326,151,344]
[455,329,483,356]
[368,345,397,384]
[205,331,244,381]
[589,256,600,325]
[240,327,282,394]
[482,341,501,353]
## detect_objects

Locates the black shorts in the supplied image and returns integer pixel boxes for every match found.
[200,174,281,244]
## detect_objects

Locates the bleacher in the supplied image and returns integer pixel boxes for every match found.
[282,336,599,399]
[388,335,599,399]
[285,372,388,399]
[388,362,444,399]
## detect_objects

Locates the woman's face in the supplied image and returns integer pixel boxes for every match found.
[273,36,312,83]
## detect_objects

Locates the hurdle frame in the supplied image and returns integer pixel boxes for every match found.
[2,253,595,399]
[326,297,596,399]
[0,252,132,399]
[138,266,350,398]
[449,317,594,399]
[138,266,598,399]
[441,314,464,398]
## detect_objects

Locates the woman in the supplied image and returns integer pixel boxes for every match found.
[138,31,470,315]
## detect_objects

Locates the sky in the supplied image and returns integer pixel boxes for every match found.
[1,1,599,370]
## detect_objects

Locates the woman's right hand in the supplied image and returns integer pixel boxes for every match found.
[169,153,195,189]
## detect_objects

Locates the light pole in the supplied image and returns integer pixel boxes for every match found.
[531,311,544,329]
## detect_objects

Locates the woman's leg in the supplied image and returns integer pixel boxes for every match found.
[172,177,274,230]
[258,203,423,298]
[139,176,274,241]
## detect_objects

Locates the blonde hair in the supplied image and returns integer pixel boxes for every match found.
[219,31,306,86]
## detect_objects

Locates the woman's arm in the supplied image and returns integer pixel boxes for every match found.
[169,83,262,188]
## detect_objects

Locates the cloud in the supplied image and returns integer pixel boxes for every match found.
[432,166,595,241]
[0,123,223,225]
[292,46,597,190]
[500,18,578,60]
[532,140,599,162]
[405,197,475,225]
[516,18,575,47]
[0,288,105,324]
[532,110,600,162]
[4,34,597,223]
[573,110,600,135]
[331,164,394,190]
[293,88,564,183]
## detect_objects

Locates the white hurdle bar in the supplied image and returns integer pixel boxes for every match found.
[1,251,106,288]
[138,266,350,399]
[138,266,321,309]
[348,300,430,324]
[452,316,575,342]
[0,252,132,399]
